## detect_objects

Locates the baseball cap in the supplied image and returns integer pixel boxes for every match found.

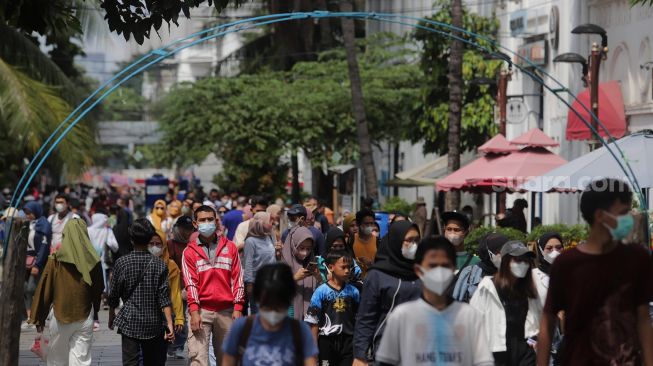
[287,204,307,217]
[175,215,194,229]
[500,240,535,258]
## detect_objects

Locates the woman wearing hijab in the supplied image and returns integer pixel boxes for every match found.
[265,204,283,242]
[244,212,277,314]
[147,199,168,237]
[470,241,541,366]
[453,232,510,303]
[317,227,362,283]
[342,213,357,246]
[533,232,563,306]
[164,200,183,238]
[533,232,564,365]
[282,226,320,320]
[29,219,104,365]
[352,221,422,365]
[149,230,184,349]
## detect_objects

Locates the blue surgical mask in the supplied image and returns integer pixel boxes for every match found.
[198,222,216,237]
[603,211,634,241]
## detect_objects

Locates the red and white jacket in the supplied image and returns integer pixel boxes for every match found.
[182,232,245,313]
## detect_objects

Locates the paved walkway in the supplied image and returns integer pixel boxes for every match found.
[18,310,188,365]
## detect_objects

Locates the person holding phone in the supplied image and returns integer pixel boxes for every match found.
[282,226,320,320]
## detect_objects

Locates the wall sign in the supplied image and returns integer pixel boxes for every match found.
[506,99,528,124]
[516,40,548,67]
[510,10,527,37]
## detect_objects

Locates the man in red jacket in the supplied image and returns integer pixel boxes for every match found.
[182,205,244,366]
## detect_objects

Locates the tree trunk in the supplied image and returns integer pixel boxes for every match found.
[0,219,29,366]
[340,1,379,200]
[291,151,301,203]
[446,0,464,211]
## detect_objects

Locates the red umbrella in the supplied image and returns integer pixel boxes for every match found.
[478,134,519,154]
[566,80,626,141]
[510,128,559,147]
[465,147,567,191]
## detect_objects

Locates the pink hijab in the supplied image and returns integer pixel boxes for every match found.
[281,226,317,320]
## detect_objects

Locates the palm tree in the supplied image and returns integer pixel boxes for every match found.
[0,6,96,183]
[340,0,379,200]
[446,0,464,211]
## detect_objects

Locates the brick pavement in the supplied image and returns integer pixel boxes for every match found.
[18,310,188,366]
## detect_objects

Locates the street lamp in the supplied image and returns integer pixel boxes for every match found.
[554,23,608,146]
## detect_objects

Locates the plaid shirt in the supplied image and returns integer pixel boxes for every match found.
[108,250,171,339]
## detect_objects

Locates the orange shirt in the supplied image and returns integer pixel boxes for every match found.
[353,233,377,278]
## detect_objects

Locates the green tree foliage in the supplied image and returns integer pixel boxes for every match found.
[630,0,653,6]
[0,0,97,183]
[99,87,145,121]
[411,2,501,155]
[152,35,422,195]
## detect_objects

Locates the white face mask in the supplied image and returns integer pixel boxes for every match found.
[148,246,163,257]
[445,233,464,246]
[296,249,310,261]
[419,266,454,295]
[259,309,287,326]
[55,203,66,213]
[401,242,418,260]
[510,261,530,278]
[543,250,561,264]
[488,250,502,269]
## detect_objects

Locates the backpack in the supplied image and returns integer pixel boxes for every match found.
[236,316,303,366]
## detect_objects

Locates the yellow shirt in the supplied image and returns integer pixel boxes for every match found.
[167,259,184,326]
[353,234,377,278]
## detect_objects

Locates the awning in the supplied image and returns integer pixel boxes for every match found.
[566,80,626,141]
[478,134,518,154]
[520,130,653,192]
[387,152,474,187]
[465,146,568,191]
[436,154,504,192]
[511,128,559,147]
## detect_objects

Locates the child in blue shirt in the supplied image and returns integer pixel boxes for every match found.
[306,250,360,366]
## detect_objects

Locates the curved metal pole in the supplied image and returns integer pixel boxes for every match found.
[4,11,644,257]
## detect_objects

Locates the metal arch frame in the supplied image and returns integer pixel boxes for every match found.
[3,11,644,257]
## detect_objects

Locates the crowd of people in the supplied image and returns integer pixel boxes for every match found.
[7,177,653,366]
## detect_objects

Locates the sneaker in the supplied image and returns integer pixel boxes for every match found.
[173,349,186,359]
[93,321,100,332]
[21,321,34,330]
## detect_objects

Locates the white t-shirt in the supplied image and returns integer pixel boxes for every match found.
[48,212,80,252]
[376,298,494,366]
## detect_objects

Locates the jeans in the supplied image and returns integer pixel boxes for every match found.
[121,333,167,366]
[169,300,188,353]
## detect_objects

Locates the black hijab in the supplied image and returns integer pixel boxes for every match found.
[113,208,132,258]
[325,227,354,257]
[477,232,509,276]
[370,221,420,281]
[537,232,562,274]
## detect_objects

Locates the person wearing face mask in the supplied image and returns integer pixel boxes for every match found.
[244,212,278,314]
[221,263,319,366]
[532,232,563,307]
[48,194,80,253]
[147,199,168,238]
[87,210,119,330]
[353,221,422,366]
[281,204,326,257]
[164,200,183,237]
[182,205,244,366]
[470,241,541,366]
[453,232,509,303]
[538,178,653,366]
[442,211,479,271]
[282,226,320,320]
[149,229,185,359]
[352,209,379,278]
[375,236,493,366]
